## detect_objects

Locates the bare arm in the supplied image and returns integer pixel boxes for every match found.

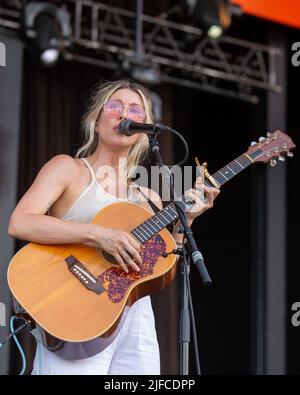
[9,213,101,245]
[8,155,142,272]
[173,176,220,246]
[8,155,100,245]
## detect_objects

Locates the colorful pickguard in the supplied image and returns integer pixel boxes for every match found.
[98,234,166,303]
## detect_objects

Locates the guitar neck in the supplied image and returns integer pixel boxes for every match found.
[131,150,262,244]
[205,152,255,187]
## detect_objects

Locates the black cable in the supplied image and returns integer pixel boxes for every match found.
[150,127,189,168]
[0,316,32,348]
[168,127,189,167]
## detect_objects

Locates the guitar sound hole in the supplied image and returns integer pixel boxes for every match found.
[100,250,139,267]
[101,250,118,265]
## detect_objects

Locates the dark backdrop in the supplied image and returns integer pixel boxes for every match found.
[287,27,300,376]
[10,14,300,375]
[172,85,256,374]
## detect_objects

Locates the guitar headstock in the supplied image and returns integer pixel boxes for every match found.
[246,130,296,166]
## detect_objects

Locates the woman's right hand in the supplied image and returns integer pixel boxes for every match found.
[91,226,142,273]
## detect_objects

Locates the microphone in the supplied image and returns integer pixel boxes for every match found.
[118,119,172,136]
[192,250,211,286]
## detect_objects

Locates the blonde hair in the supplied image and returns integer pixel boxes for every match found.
[76,80,154,179]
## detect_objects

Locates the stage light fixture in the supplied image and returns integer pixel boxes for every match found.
[22,1,71,66]
[131,65,162,85]
[180,0,236,39]
[121,60,162,86]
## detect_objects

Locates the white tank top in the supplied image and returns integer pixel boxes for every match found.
[62,158,140,222]
[31,158,151,360]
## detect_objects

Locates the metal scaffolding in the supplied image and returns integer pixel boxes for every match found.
[0,0,283,103]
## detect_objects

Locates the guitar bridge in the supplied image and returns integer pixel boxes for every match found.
[65,255,105,295]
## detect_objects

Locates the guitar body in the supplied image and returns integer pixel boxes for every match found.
[7,202,177,345]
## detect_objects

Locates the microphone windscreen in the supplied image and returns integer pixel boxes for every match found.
[118,119,132,134]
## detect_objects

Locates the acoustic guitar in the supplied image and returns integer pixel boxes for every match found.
[7,131,295,345]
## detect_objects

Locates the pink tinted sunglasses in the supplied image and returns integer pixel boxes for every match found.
[103,100,146,123]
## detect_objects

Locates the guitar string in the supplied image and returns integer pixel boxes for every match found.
[212,154,252,179]
[212,150,267,183]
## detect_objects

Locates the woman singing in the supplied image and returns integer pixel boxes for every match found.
[8,80,219,374]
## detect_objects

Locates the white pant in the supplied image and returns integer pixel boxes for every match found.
[31,296,160,375]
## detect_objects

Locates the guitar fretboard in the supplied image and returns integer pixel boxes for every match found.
[131,149,263,244]
[204,152,261,187]
[131,196,193,243]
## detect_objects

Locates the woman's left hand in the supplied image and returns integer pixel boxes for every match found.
[184,176,220,224]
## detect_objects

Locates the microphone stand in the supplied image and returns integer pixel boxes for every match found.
[147,128,212,375]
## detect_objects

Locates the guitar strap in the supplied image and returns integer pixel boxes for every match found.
[136,185,161,214]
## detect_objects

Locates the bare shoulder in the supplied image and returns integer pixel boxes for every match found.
[37,154,79,181]
[31,154,82,194]
[44,154,78,171]
[137,185,163,210]
[10,155,82,217]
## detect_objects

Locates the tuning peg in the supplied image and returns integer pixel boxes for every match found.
[251,141,257,146]
[270,159,277,167]
[287,152,294,158]
[259,137,266,142]
[278,156,285,162]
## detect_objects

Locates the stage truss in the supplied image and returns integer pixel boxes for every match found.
[0,0,283,103]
